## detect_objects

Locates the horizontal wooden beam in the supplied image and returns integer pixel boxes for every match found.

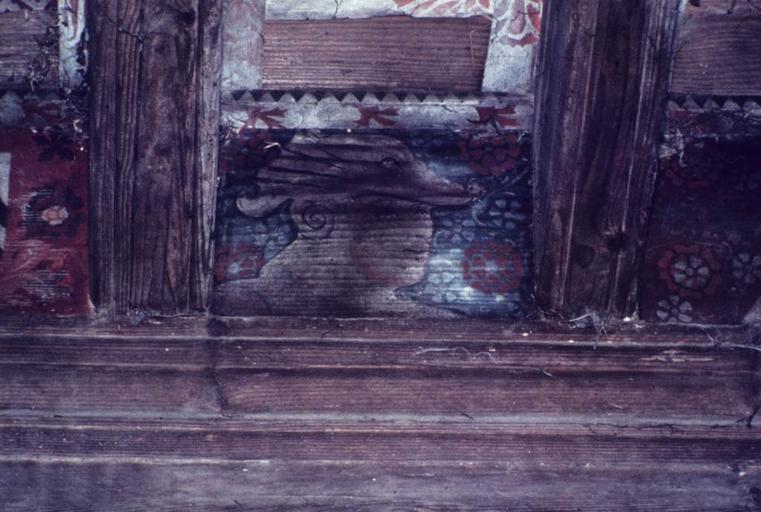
[0,327,759,510]
[533,0,681,318]
[0,329,756,424]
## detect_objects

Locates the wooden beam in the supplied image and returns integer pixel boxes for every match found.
[260,16,491,92]
[0,327,759,510]
[89,0,222,315]
[532,0,680,319]
[671,15,761,96]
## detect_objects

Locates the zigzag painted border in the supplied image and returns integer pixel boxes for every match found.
[667,94,761,114]
[222,90,534,131]
[665,94,761,138]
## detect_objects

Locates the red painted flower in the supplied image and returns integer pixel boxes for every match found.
[657,244,722,298]
[463,241,524,294]
[459,133,521,177]
[496,0,542,47]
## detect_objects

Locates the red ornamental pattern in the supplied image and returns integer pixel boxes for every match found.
[393,0,490,15]
[459,133,521,177]
[463,241,524,294]
[657,244,722,298]
[496,0,542,47]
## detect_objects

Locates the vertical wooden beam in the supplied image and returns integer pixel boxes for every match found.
[532,0,680,319]
[89,0,222,315]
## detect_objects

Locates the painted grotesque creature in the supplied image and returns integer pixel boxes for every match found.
[213,133,475,317]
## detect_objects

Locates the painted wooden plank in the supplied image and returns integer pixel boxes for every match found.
[222,91,533,131]
[212,129,535,319]
[533,0,681,318]
[482,0,542,94]
[0,8,58,89]
[265,0,493,19]
[222,0,265,90]
[260,16,491,92]
[671,15,761,96]
[57,0,87,89]
[89,0,223,315]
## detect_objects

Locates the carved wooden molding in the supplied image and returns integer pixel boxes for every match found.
[532,0,681,319]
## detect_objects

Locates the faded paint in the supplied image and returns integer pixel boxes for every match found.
[58,0,87,89]
[265,0,492,19]
[222,91,532,131]
[223,0,265,90]
[482,0,542,94]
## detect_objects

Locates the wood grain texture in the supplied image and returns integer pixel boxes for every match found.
[0,328,760,511]
[0,9,58,89]
[88,0,222,315]
[0,332,756,424]
[261,16,491,92]
[533,0,681,318]
[221,0,264,90]
[671,15,761,96]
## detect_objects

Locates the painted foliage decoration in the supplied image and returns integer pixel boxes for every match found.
[223,91,532,132]
[213,129,534,318]
[0,90,89,315]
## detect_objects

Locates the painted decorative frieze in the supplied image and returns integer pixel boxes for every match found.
[641,123,761,325]
[0,90,89,315]
[223,91,532,131]
[265,0,492,19]
[213,128,535,319]
[482,0,542,93]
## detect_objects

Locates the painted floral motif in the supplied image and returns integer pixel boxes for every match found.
[459,133,521,177]
[474,195,527,231]
[434,217,476,247]
[463,241,524,294]
[494,0,542,47]
[657,245,722,297]
[656,295,694,323]
[354,106,399,128]
[642,137,761,325]
[731,252,761,285]
[393,0,490,16]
